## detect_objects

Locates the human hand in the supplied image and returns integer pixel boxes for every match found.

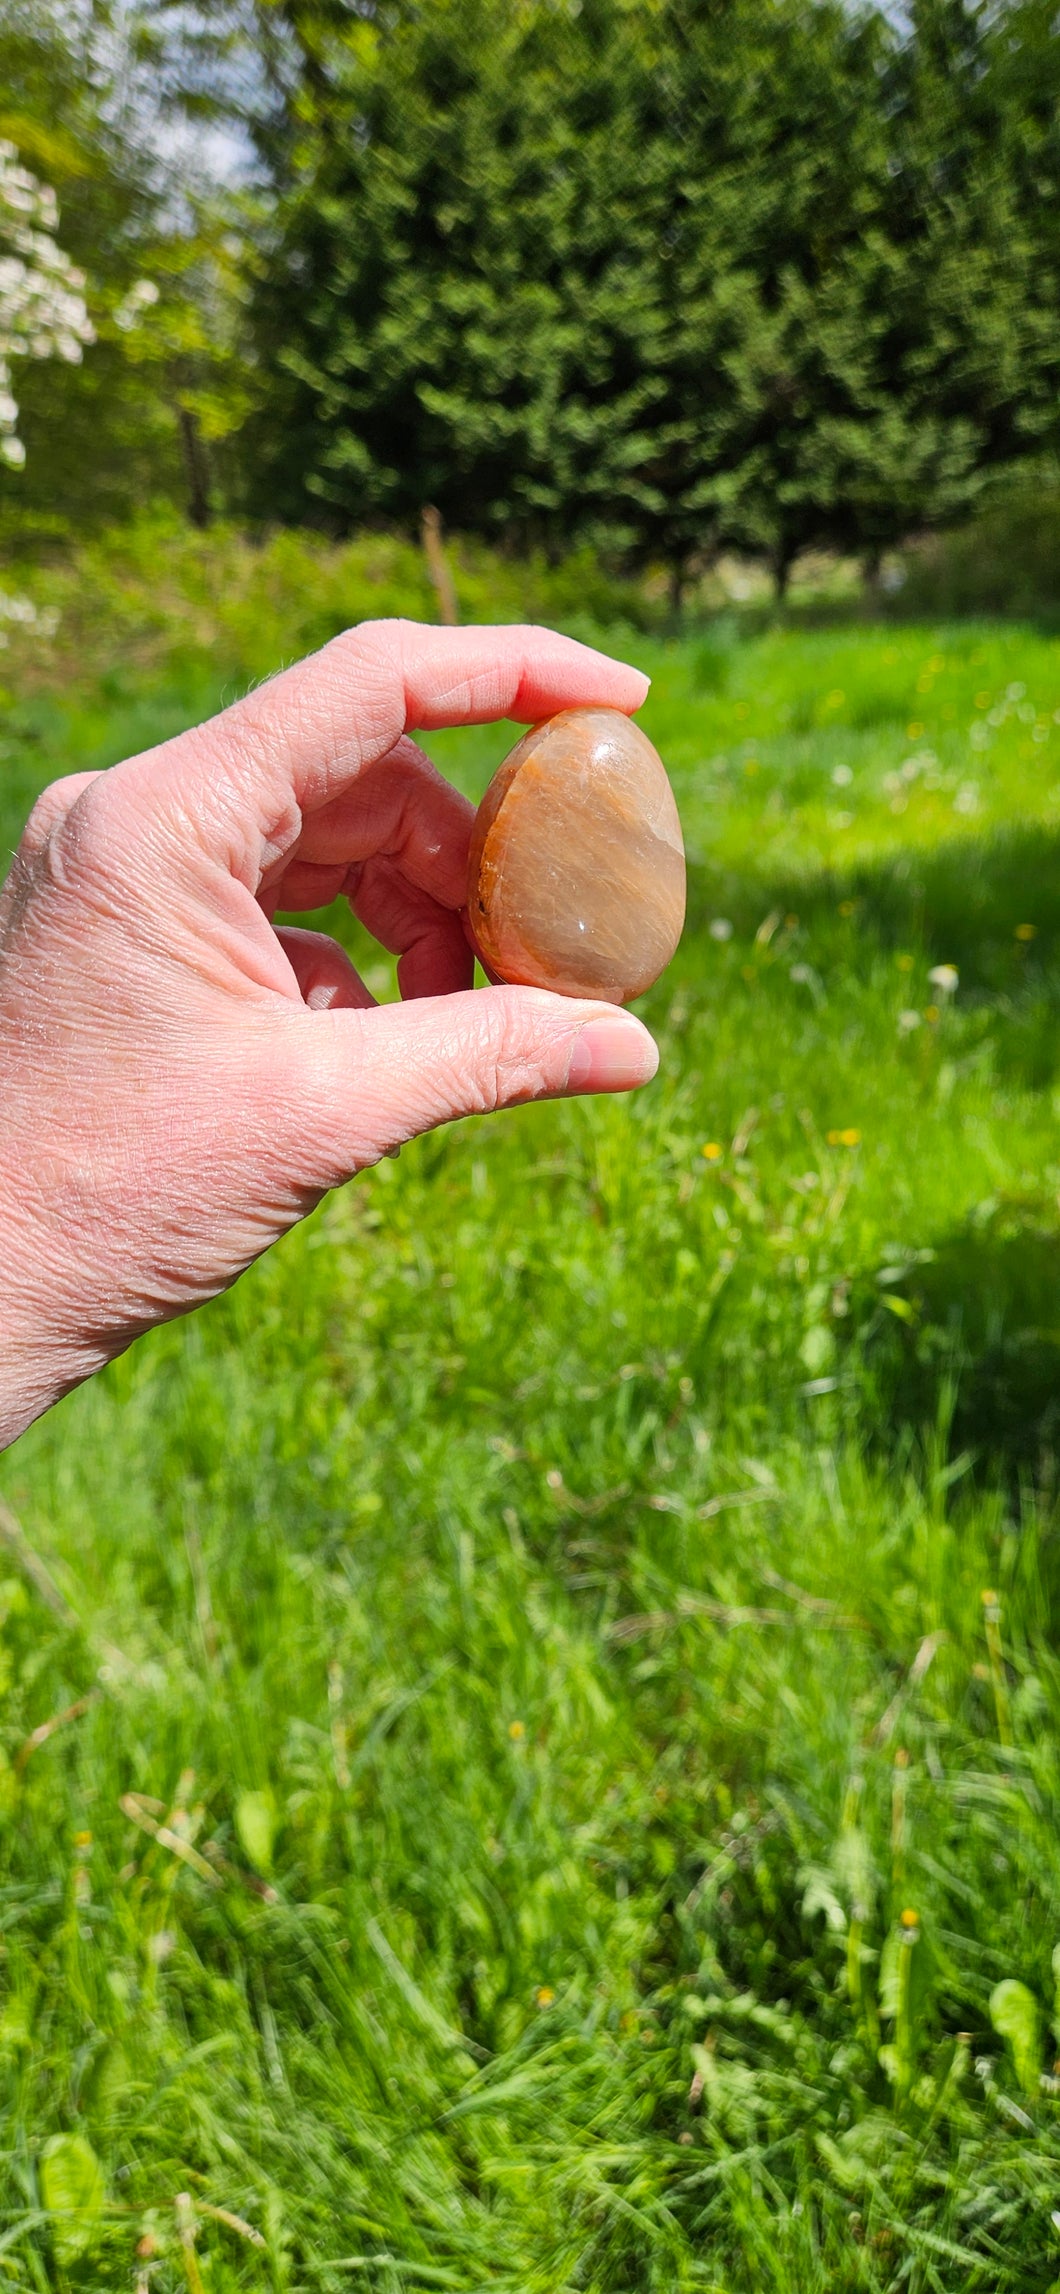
[0,621,659,1447]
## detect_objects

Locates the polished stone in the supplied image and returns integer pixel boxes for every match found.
[468,707,685,1003]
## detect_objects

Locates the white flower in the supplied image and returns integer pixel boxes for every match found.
[897,1009,922,1033]
[709,918,733,942]
[953,785,979,815]
[831,764,853,787]
[115,278,160,332]
[927,964,958,995]
[0,143,93,471]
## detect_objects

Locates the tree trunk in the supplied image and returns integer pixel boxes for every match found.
[178,405,211,530]
[420,504,460,625]
[772,540,796,601]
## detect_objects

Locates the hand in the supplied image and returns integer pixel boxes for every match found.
[0,620,659,1447]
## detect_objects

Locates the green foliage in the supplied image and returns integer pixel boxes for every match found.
[234,0,1060,583]
[39,2133,105,2263]
[234,1788,278,1876]
[990,1979,1041,2093]
[899,481,1060,618]
[4,554,1060,2280]
[4,0,1059,573]
[0,2,254,548]
[0,516,653,737]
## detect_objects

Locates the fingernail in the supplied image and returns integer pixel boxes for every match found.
[565,1015,659,1095]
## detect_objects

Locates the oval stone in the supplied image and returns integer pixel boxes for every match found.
[467,708,685,1004]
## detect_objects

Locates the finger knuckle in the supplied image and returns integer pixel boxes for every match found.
[41,778,122,898]
[22,778,77,850]
[474,991,553,1113]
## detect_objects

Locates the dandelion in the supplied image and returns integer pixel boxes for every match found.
[701,1142,722,1162]
[535,1986,555,2008]
[1015,923,1036,942]
[832,764,853,787]
[709,918,733,942]
[925,1004,940,1023]
[827,1128,861,1147]
[838,899,856,916]
[928,964,958,995]
[975,691,991,709]
[508,1720,525,1741]
[896,953,914,972]
[907,722,925,740]
[900,1907,920,1933]
[898,1010,921,1033]
[953,785,979,815]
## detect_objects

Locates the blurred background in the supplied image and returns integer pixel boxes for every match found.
[2,0,1059,614]
[4,6,1060,2291]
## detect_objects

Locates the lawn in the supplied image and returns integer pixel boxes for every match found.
[3,542,1060,2290]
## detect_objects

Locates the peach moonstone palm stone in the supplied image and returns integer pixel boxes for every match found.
[467,708,685,1004]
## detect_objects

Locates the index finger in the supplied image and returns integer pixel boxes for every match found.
[112,622,651,891]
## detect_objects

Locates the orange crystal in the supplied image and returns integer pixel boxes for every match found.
[467,708,685,1004]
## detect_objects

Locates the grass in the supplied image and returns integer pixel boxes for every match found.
[3,532,1060,2287]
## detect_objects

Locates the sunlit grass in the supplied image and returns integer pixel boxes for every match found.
[2,566,1060,2287]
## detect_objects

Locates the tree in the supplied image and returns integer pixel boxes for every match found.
[0,0,256,541]
[88,0,1060,576]
[0,137,93,471]
[239,0,676,550]
[233,0,918,586]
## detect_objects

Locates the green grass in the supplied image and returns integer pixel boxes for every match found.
[4,547,1060,2288]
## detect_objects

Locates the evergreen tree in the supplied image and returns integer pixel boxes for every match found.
[126,0,1060,578]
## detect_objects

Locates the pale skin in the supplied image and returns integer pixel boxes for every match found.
[0,620,659,1451]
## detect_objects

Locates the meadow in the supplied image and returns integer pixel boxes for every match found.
[2,528,1060,2289]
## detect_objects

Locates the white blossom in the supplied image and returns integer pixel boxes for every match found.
[0,139,94,470]
[114,276,159,333]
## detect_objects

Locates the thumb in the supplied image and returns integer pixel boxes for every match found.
[281,985,660,1182]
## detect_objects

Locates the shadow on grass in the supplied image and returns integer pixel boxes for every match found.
[852,1201,1060,1492]
[687,819,1060,1088]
